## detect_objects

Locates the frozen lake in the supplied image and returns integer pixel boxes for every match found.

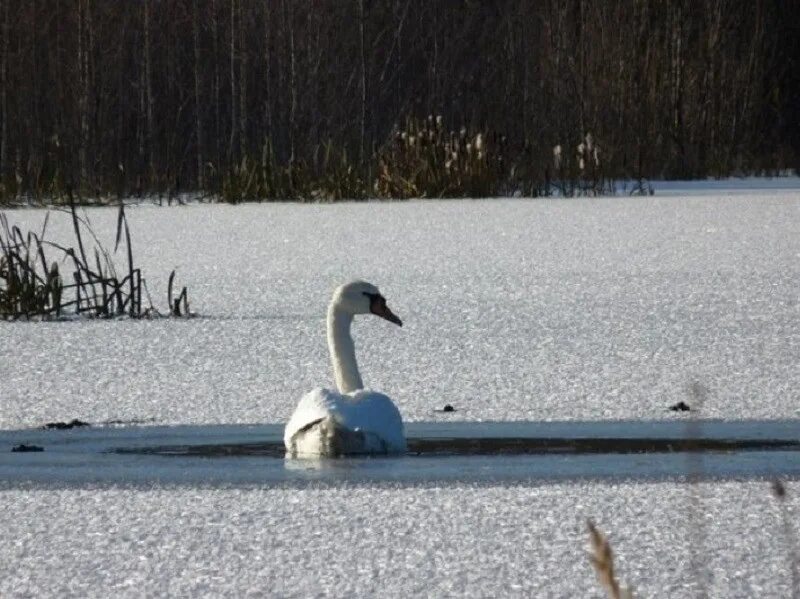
[1,183,799,597]
[2,186,799,428]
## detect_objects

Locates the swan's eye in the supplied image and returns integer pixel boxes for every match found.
[363,292,384,311]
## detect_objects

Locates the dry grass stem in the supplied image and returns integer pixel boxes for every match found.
[587,519,634,599]
[772,480,799,599]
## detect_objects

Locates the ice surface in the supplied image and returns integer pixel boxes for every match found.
[0,482,797,598]
[2,191,799,428]
[1,187,799,597]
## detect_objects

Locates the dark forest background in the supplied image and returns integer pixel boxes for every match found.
[1,0,799,201]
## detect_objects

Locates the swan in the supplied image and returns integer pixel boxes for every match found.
[284,281,407,457]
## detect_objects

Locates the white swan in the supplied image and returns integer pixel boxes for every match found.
[284,281,407,457]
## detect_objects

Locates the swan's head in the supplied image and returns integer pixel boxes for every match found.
[332,280,402,326]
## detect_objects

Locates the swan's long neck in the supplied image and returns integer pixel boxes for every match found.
[327,301,363,394]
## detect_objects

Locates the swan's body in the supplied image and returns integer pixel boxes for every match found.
[284,281,406,457]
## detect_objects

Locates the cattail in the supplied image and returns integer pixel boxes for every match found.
[436,115,443,128]
[48,261,62,313]
[553,144,562,169]
[466,142,473,155]
[474,133,484,152]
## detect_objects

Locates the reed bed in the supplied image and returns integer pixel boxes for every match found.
[0,116,633,206]
[0,200,190,320]
[220,119,630,202]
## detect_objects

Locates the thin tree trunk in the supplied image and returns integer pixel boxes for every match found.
[358,0,367,163]
[671,1,686,176]
[77,0,89,190]
[0,0,8,180]
[54,0,64,168]
[285,0,296,162]
[143,0,154,185]
[228,0,237,163]
[262,4,272,145]
[192,0,204,189]
[85,0,94,189]
[211,0,221,173]
[238,0,247,160]
[577,0,586,136]
[430,6,437,113]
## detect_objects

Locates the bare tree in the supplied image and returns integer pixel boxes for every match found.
[284,0,296,162]
[262,3,273,146]
[143,0,154,186]
[238,0,247,160]
[0,0,8,181]
[192,0,204,189]
[0,0,797,201]
[358,0,367,163]
[228,0,236,164]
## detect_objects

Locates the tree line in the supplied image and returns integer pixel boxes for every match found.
[1,0,798,202]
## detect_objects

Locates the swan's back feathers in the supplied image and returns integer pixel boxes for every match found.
[284,388,406,456]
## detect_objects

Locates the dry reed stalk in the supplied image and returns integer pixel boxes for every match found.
[685,379,709,599]
[587,520,634,599]
[772,480,800,599]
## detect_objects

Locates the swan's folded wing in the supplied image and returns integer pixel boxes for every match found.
[284,387,339,448]
[341,390,406,452]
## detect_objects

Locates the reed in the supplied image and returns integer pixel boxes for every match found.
[167,269,190,317]
[772,480,800,599]
[0,212,62,318]
[312,141,366,202]
[587,520,635,599]
[0,200,191,319]
[374,116,504,199]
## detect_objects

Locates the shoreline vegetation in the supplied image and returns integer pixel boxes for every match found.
[1,2,798,205]
[3,120,654,206]
[0,201,191,319]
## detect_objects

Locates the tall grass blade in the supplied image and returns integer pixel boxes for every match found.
[68,196,88,268]
[114,203,124,252]
[167,270,175,314]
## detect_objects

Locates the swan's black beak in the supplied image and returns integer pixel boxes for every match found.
[370,295,403,327]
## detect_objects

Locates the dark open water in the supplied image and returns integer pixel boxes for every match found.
[1,420,798,487]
